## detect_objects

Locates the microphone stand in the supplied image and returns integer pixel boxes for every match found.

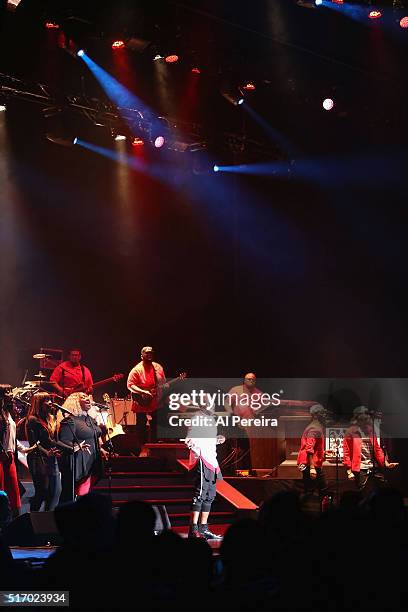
[96,407,114,503]
[55,403,81,503]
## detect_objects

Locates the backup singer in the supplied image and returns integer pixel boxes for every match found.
[25,392,82,511]
[297,403,329,498]
[50,348,93,398]
[343,406,398,491]
[184,397,225,540]
[57,393,108,503]
[0,385,29,518]
[127,346,166,443]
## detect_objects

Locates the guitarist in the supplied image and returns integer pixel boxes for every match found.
[50,348,93,399]
[127,346,166,443]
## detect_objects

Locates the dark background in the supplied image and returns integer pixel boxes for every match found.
[1,0,407,392]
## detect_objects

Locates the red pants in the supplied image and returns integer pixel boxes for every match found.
[0,453,21,511]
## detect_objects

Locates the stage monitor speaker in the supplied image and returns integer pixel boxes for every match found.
[3,511,61,547]
[103,433,141,456]
[152,504,171,534]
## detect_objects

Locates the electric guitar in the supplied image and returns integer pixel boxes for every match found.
[131,372,187,413]
[60,373,124,398]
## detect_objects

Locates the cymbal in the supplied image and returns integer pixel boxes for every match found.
[33,353,51,359]
[34,373,47,379]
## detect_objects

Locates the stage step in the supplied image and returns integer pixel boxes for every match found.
[168,512,235,527]
[93,485,194,501]
[97,472,189,487]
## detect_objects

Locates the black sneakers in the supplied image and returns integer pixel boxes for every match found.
[188,525,206,539]
[198,524,223,540]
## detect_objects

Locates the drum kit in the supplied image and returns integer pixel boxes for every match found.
[12,352,55,418]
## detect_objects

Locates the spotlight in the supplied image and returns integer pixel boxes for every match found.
[77,49,85,58]
[191,67,201,74]
[45,22,60,29]
[369,10,381,19]
[132,137,144,147]
[154,136,165,148]
[165,55,179,63]
[243,82,256,91]
[237,98,244,105]
[400,17,408,28]
[0,104,6,112]
[315,0,323,5]
[323,98,334,110]
[6,0,23,11]
[73,137,78,145]
[114,134,127,141]
[213,165,220,172]
[154,54,164,61]
[112,40,125,50]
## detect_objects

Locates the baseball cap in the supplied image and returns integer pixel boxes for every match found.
[141,346,154,354]
[310,403,326,416]
[353,405,369,418]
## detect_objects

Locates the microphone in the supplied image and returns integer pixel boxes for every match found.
[91,403,110,411]
[45,400,75,417]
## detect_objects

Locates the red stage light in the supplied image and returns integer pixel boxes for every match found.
[45,22,59,29]
[165,55,179,64]
[369,10,382,19]
[331,0,344,3]
[132,137,144,147]
[191,67,201,74]
[112,40,125,50]
[400,16,408,28]
[243,82,256,91]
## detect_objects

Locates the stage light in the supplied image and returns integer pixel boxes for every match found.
[154,54,164,61]
[213,165,220,172]
[0,105,6,112]
[6,0,23,11]
[323,98,334,110]
[112,40,125,50]
[73,137,78,145]
[400,17,408,28]
[45,22,59,29]
[77,49,85,58]
[114,134,127,141]
[369,10,381,19]
[191,67,201,74]
[243,82,256,91]
[154,136,165,148]
[238,98,244,105]
[165,55,179,64]
[132,137,144,147]
[315,0,323,5]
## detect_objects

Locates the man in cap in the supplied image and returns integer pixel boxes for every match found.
[127,347,166,443]
[343,406,398,491]
[297,403,329,498]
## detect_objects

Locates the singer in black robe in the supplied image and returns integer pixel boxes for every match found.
[57,393,107,504]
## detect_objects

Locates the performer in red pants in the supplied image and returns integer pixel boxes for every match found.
[0,385,29,518]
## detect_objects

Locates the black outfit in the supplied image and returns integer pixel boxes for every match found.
[58,414,103,504]
[26,416,73,511]
[191,460,222,513]
[302,466,329,496]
